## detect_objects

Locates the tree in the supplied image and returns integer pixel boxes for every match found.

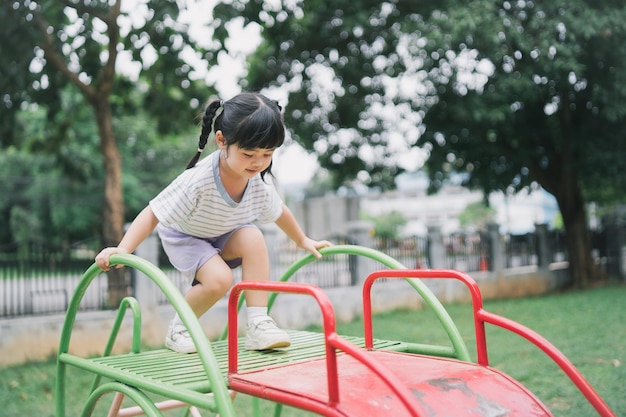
[1,0,215,303]
[0,91,104,250]
[363,211,407,242]
[418,1,626,287]
[0,84,193,260]
[458,201,496,232]
[213,0,626,287]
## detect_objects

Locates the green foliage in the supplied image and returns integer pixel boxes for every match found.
[0,0,216,250]
[458,201,496,231]
[0,148,102,249]
[0,0,212,144]
[215,0,626,202]
[215,0,625,285]
[119,119,193,219]
[300,170,335,198]
[0,81,194,249]
[418,1,626,200]
[0,92,103,248]
[362,210,407,240]
[412,1,626,285]
[0,2,67,149]
[212,0,438,190]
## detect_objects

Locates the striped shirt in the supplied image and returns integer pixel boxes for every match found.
[149,150,283,238]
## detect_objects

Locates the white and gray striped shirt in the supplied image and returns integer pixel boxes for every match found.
[149,150,283,238]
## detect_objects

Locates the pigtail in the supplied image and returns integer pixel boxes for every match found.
[186,99,224,169]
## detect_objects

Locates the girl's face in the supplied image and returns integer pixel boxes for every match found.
[217,131,275,179]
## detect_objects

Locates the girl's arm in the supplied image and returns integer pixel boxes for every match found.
[95,205,160,270]
[274,204,332,258]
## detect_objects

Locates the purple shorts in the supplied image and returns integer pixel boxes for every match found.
[156,223,256,281]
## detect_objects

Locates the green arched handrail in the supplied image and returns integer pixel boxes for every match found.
[219,244,470,362]
[55,254,236,417]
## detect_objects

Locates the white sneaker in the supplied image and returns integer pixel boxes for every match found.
[245,317,291,350]
[165,323,197,353]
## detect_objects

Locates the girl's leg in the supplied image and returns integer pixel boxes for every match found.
[184,256,234,316]
[222,227,290,350]
[221,226,270,307]
[166,256,233,353]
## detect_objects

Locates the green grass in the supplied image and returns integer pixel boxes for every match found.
[1,283,624,416]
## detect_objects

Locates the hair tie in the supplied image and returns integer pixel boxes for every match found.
[219,99,224,107]
[197,147,204,153]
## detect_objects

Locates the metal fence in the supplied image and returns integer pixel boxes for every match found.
[152,235,360,306]
[0,225,622,319]
[0,239,99,317]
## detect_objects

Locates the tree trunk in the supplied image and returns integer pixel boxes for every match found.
[93,99,127,306]
[31,0,127,306]
[553,172,602,288]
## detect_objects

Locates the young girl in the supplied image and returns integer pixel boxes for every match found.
[95,92,332,353]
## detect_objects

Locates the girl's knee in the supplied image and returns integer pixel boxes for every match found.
[196,263,234,294]
[224,227,268,257]
[214,272,234,292]
[238,226,266,244]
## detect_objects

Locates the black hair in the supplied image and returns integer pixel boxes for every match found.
[186,92,285,181]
